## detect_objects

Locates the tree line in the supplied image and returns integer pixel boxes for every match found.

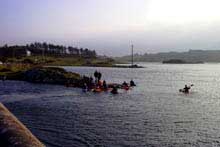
[0,42,97,59]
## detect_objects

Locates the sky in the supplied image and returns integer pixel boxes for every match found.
[1,0,220,56]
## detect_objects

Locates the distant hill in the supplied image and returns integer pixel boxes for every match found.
[115,50,220,63]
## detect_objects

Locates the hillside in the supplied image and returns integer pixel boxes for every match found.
[115,50,220,63]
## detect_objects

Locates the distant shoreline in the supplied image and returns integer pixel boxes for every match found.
[162,59,204,64]
[115,50,220,63]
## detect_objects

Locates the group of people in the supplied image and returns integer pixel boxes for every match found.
[94,70,102,83]
[122,80,136,87]
[82,70,136,94]
[82,70,108,92]
[111,80,136,94]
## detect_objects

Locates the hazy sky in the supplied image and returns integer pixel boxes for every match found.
[1,0,220,56]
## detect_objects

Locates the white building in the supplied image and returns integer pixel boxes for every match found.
[26,50,31,56]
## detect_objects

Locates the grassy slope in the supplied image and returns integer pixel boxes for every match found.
[4,56,115,67]
[0,64,31,76]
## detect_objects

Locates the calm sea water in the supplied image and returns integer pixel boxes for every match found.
[1,63,220,147]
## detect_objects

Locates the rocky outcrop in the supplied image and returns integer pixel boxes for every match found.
[3,66,82,87]
[24,67,80,85]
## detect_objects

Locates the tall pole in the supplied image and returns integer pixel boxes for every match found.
[131,44,134,67]
[42,48,45,63]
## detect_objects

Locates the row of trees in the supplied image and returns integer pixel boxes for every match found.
[0,42,97,58]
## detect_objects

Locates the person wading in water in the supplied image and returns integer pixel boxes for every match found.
[180,84,194,93]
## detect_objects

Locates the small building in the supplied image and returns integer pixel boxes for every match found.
[26,50,31,56]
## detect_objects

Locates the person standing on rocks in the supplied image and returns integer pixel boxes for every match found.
[94,70,98,83]
[97,72,102,81]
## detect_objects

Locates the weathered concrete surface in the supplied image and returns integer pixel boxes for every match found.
[0,103,45,147]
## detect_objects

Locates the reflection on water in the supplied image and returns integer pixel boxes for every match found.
[1,63,220,146]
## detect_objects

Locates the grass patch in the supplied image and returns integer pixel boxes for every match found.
[3,55,115,67]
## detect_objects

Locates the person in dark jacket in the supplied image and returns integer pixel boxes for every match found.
[130,80,136,86]
[122,81,128,87]
[111,86,118,94]
[97,72,102,81]
[183,85,190,93]
[94,70,98,81]
[82,83,88,92]
[103,80,107,90]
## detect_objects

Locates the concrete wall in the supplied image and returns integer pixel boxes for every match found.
[0,103,45,147]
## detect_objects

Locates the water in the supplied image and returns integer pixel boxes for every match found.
[1,63,220,147]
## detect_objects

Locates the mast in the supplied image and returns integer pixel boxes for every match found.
[131,44,134,67]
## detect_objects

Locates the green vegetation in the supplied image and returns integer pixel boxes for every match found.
[1,56,115,67]
[0,64,31,78]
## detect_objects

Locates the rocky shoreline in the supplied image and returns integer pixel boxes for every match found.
[0,66,85,87]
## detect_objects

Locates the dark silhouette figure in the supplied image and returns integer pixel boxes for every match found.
[130,80,136,86]
[89,76,93,83]
[111,86,118,94]
[82,83,88,92]
[183,85,190,93]
[122,81,128,87]
[94,70,98,82]
[97,72,102,81]
[88,76,94,89]
[103,80,107,90]
[94,71,98,79]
